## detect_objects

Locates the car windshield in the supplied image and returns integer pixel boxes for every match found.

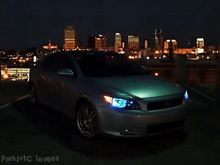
[74,53,150,77]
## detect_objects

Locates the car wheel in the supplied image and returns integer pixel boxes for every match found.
[30,84,38,105]
[76,102,99,138]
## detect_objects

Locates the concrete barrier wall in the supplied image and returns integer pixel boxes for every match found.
[147,61,217,85]
[175,55,187,85]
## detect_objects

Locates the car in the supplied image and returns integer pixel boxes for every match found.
[29,51,189,138]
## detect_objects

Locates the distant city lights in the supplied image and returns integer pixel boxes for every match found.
[154,72,159,77]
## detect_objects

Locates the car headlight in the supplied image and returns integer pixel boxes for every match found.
[184,90,189,102]
[103,95,141,110]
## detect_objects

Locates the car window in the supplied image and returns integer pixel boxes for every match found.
[41,53,74,73]
[75,53,150,77]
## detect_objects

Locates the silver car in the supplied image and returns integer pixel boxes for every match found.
[30,51,189,138]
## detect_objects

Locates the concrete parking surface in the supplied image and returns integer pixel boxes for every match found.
[0,84,219,165]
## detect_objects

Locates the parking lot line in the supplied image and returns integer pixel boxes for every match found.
[185,84,216,102]
[0,95,29,110]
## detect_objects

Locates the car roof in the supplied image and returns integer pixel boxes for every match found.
[37,51,124,65]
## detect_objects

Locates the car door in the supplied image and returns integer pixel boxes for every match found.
[47,54,78,116]
[37,55,56,105]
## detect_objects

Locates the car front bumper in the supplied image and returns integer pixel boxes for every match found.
[97,104,189,137]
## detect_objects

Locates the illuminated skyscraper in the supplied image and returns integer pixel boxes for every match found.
[144,39,149,49]
[164,39,177,50]
[95,34,107,51]
[128,35,140,51]
[155,29,164,51]
[164,39,177,59]
[196,38,205,54]
[196,38,205,48]
[115,33,122,52]
[143,39,151,57]
[64,26,76,50]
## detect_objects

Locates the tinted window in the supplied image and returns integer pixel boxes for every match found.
[41,53,74,72]
[75,53,150,77]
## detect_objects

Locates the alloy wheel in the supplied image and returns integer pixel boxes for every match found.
[76,103,98,138]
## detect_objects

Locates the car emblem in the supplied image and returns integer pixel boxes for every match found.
[164,101,172,108]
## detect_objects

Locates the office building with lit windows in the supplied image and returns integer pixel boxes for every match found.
[64,26,76,50]
[128,35,140,51]
[155,29,164,51]
[164,39,177,59]
[95,34,107,51]
[196,38,205,48]
[115,33,122,52]
[144,39,149,49]
[196,38,205,54]
[164,39,177,51]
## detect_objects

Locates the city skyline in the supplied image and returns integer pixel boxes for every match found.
[0,0,220,49]
[0,26,216,50]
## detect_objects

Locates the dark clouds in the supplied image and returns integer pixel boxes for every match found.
[0,0,219,48]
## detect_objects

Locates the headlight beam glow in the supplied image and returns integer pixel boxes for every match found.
[184,90,189,102]
[103,95,140,110]
[112,98,127,108]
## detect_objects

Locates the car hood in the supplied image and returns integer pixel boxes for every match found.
[89,75,182,99]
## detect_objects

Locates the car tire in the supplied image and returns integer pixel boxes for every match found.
[76,101,99,138]
[30,83,39,105]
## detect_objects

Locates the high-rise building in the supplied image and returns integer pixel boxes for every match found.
[164,39,177,50]
[196,38,205,54]
[122,42,125,49]
[144,39,149,49]
[164,39,177,59]
[155,29,164,51]
[95,34,107,51]
[64,26,76,50]
[196,38,205,48]
[115,33,122,53]
[128,35,140,51]
[143,39,152,57]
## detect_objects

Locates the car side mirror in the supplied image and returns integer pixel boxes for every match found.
[57,68,74,77]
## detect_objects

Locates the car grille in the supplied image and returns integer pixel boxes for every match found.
[147,120,185,134]
[147,98,183,111]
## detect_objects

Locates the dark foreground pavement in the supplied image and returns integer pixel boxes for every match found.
[0,81,28,106]
[0,89,219,165]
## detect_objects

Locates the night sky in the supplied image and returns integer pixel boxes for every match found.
[0,0,220,49]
